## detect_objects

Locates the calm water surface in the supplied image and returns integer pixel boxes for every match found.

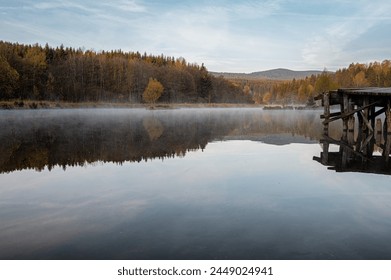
[1,108,391,260]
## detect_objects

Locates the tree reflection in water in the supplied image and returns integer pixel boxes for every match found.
[0,108,339,173]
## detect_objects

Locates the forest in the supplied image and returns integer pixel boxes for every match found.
[241,60,391,105]
[1,40,391,106]
[0,41,251,104]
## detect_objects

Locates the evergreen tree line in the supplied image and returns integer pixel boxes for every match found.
[0,41,251,103]
[241,60,391,105]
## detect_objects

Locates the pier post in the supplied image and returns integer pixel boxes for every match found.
[370,106,376,132]
[376,118,382,146]
[342,93,349,140]
[362,97,370,157]
[384,102,391,163]
[322,142,329,165]
[348,117,355,146]
[341,93,348,167]
[356,111,363,153]
[387,102,391,134]
[323,92,330,136]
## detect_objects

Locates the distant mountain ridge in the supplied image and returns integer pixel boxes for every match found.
[212,68,325,80]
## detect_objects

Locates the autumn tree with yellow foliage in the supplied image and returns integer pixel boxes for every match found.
[143,78,164,104]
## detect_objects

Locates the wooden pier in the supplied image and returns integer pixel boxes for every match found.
[314,87,391,174]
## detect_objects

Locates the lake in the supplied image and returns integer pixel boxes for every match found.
[1,108,391,260]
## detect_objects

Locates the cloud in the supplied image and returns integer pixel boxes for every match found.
[102,0,147,13]
[123,0,285,70]
[301,0,391,69]
[33,2,70,10]
[2,0,391,72]
[0,0,148,50]
[0,0,296,71]
[33,0,146,14]
[206,0,283,19]
[33,0,96,13]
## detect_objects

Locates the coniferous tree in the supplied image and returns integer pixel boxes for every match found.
[0,55,19,99]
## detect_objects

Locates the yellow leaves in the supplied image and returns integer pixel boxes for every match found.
[25,47,47,69]
[315,72,338,93]
[262,92,272,104]
[243,85,251,95]
[142,78,164,104]
[298,83,315,102]
[353,71,369,87]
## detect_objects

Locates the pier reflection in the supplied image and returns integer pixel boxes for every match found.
[313,133,391,175]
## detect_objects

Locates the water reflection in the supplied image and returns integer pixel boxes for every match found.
[0,108,336,173]
[2,109,391,260]
[314,120,391,175]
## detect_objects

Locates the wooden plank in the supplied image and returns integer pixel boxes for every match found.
[320,112,340,119]
[360,134,373,153]
[359,111,373,132]
[374,107,386,118]
[314,94,323,101]
[338,87,391,96]
[323,101,379,124]
[321,135,371,160]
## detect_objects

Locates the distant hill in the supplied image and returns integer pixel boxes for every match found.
[212,68,325,80]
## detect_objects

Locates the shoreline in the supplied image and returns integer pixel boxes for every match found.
[0,100,319,110]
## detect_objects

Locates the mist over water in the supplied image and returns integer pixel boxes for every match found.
[1,108,391,260]
[0,108,332,173]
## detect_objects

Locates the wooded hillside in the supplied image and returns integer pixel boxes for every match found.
[238,61,391,105]
[2,41,391,106]
[0,41,252,104]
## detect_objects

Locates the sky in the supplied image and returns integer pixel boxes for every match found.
[1,0,391,73]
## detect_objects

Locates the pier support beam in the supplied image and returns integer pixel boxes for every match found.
[376,118,382,146]
[323,92,330,136]
[348,117,355,144]
[384,102,391,163]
